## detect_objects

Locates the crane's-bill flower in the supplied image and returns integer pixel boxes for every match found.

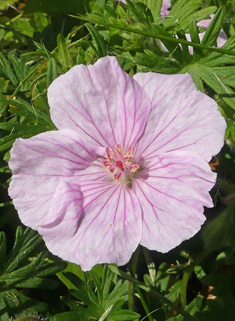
[8,56,226,271]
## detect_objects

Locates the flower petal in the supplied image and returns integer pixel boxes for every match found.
[161,0,171,16]
[39,180,142,271]
[133,72,226,161]
[8,129,96,229]
[48,56,151,150]
[135,151,216,252]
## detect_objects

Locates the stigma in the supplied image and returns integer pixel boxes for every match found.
[103,144,139,185]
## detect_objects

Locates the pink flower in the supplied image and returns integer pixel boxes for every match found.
[8,57,226,271]
[160,0,171,16]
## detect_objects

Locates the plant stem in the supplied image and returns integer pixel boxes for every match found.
[180,249,210,309]
[128,264,155,321]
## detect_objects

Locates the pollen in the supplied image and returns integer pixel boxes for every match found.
[103,145,139,184]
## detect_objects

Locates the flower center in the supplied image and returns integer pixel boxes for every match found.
[103,144,139,185]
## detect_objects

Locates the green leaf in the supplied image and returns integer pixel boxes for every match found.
[35,261,68,278]
[76,47,86,65]
[56,33,72,71]
[107,280,128,306]
[85,23,108,57]
[110,310,140,320]
[46,57,58,87]
[189,18,203,61]
[1,251,48,285]
[0,125,49,152]
[60,296,81,312]
[102,272,114,302]
[201,8,226,47]
[69,286,91,305]
[0,0,16,10]
[137,0,163,23]
[55,311,81,321]
[8,55,24,83]
[1,288,48,315]
[89,271,103,302]
[15,277,59,289]
[99,305,113,321]
[0,52,18,86]
[163,0,202,29]
[5,234,42,274]
[121,51,179,73]
[7,99,53,126]
[0,233,7,270]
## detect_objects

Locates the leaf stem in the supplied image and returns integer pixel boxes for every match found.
[98,23,235,57]
[180,249,210,309]
[128,264,155,321]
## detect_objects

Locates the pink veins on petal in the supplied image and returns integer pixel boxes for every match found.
[8,56,226,271]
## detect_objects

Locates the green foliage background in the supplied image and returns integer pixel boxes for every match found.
[1,0,235,320]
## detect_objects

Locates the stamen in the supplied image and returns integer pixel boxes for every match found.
[102,145,139,184]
